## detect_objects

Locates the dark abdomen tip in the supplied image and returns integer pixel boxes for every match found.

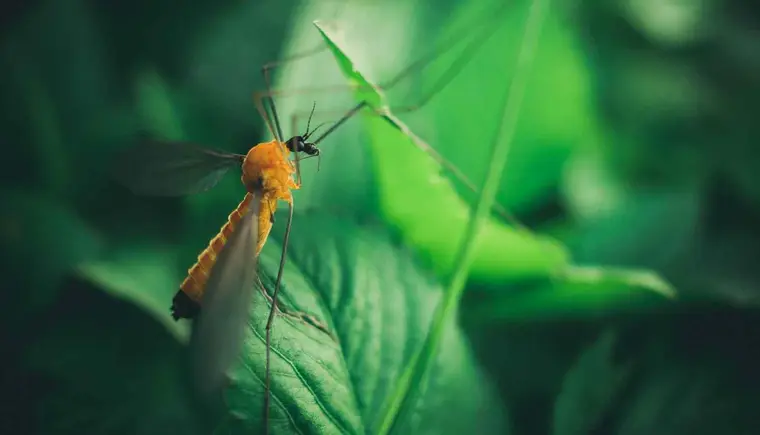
[171,290,200,320]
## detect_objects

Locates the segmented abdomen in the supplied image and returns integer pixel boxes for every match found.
[172,193,253,319]
[171,192,279,320]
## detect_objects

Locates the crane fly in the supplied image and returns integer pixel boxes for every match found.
[114,1,526,433]
[113,95,328,419]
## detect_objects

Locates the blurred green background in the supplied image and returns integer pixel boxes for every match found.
[2,0,760,434]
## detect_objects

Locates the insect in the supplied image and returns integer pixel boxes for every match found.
[114,1,530,433]
[112,97,328,423]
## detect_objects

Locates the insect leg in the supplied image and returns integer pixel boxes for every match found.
[261,46,327,132]
[253,3,525,228]
[260,47,330,186]
[260,0,513,139]
[268,201,276,225]
[263,195,294,435]
[255,274,335,340]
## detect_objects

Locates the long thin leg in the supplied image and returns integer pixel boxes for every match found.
[261,46,327,95]
[255,274,335,340]
[247,1,523,229]
[254,50,327,151]
[253,91,279,144]
[262,47,329,183]
[251,0,511,143]
[255,0,511,118]
[264,197,295,434]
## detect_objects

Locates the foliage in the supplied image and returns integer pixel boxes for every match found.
[2,0,760,434]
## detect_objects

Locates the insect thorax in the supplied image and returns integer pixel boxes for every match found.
[242,141,295,196]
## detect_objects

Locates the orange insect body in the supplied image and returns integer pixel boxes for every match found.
[172,140,298,319]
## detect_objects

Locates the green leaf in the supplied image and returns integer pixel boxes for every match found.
[134,68,185,140]
[562,149,702,269]
[466,266,676,324]
[552,331,631,435]
[180,0,299,147]
[218,212,507,434]
[26,282,203,435]
[76,242,189,342]
[0,189,101,320]
[1,0,116,196]
[422,0,597,215]
[314,19,569,285]
[551,309,760,435]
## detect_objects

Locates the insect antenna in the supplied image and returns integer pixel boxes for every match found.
[302,120,333,141]
[305,101,317,137]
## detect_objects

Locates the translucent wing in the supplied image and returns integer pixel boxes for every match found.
[113,138,244,196]
[189,189,261,398]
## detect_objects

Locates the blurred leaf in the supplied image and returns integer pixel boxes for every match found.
[15,68,69,194]
[725,144,760,213]
[466,266,676,324]
[551,306,760,435]
[465,320,600,435]
[0,189,101,320]
[552,331,631,435]
[315,20,569,284]
[77,242,188,342]
[134,68,185,140]
[1,0,114,191]
[423,0,596,216]
[179,0,296,148]
[667,185,760,306]
[88,0,244,81]
[218,211,506,434]
[563,149,702,269]
[622,0,714,48]
[26,282,202,435]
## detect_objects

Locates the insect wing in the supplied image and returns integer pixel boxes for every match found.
[189,190,262,398]
[113,138,244,196]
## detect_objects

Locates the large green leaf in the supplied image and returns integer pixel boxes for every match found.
[218,212,506,434]
[466,266,676,324]
[71,210,506,434]
[314,19,569,284]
